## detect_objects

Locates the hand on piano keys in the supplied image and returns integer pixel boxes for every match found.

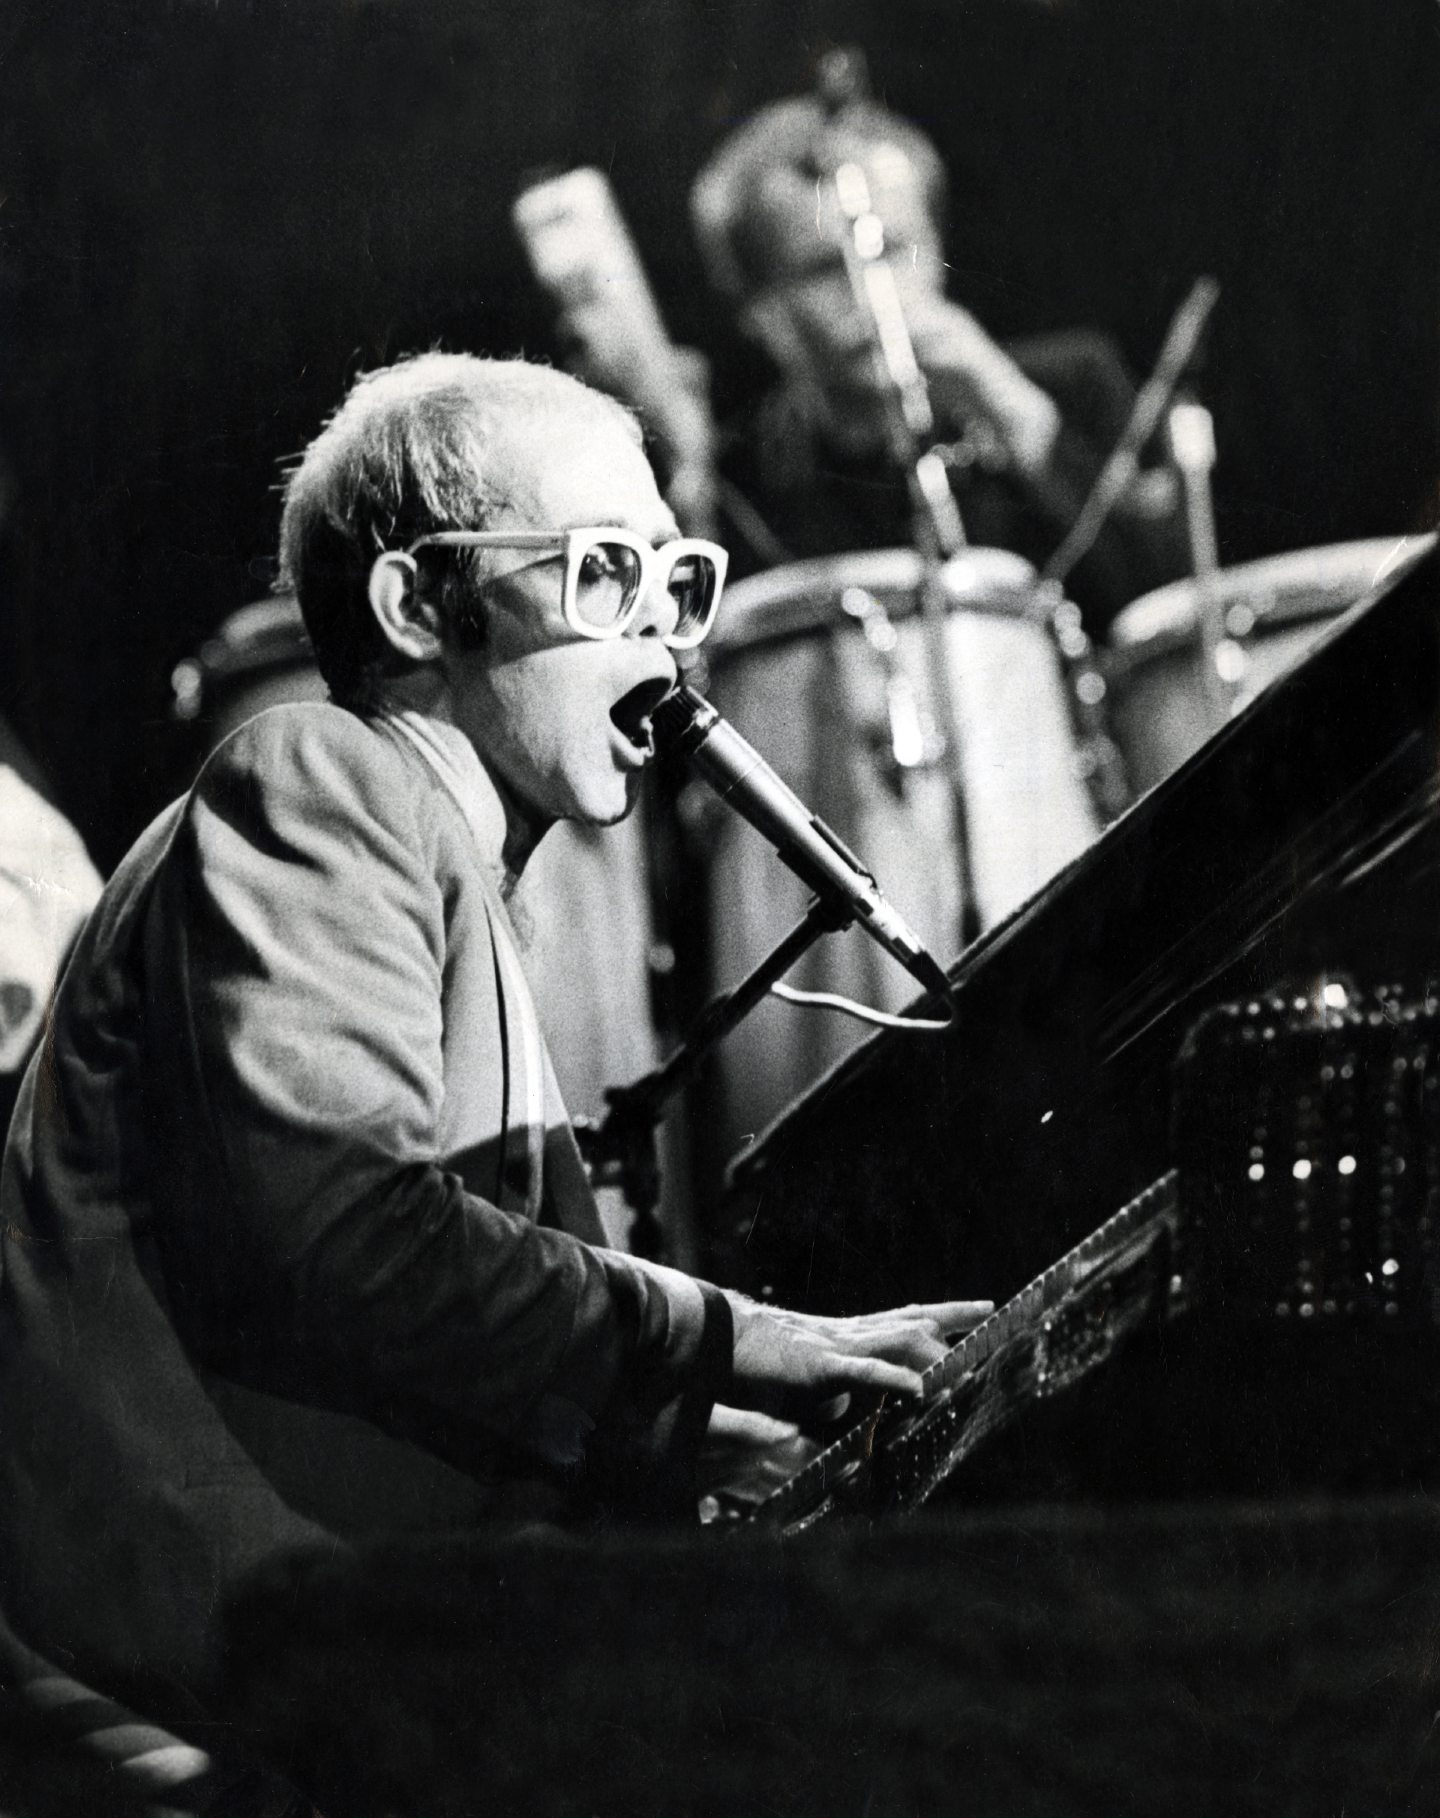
[722,1293,994,1421]
[696,1298,991,1523]
[698,1405,820,1515]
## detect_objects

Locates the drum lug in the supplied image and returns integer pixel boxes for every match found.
[1044,594,1134,823]
[840,586,943,792]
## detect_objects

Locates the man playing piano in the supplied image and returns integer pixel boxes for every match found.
[0,353,986,1746]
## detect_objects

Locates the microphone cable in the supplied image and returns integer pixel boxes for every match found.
[769,977,952,1032]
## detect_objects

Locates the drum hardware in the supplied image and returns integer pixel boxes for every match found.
[918,564,982,950]
[931,420,1013,479]
[810,88,1216,832]
[1039,583,1134,824]
[1166,397,1232,726]
[1040,277,1220,596]
[812,110,981,944]
[829,196,981,934]
[821,150,968,562]
[704,548,1039,654]
[838,584,943,794]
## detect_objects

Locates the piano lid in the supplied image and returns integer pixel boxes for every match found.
[720,535,1440,1317]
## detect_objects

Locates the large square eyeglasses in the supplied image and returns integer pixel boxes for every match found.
[389,526,728,650]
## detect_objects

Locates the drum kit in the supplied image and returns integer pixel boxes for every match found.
[170,528,1435,1198]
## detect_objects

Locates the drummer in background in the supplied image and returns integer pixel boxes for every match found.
[689,85,1188,631]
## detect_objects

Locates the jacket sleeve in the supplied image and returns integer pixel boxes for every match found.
[142,712,730,1476]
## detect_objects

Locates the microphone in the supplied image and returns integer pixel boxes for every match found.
[655,684,952,999]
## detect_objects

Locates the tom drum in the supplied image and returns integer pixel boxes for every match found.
[695,546,1102,1162]
[1108,535,1436,796]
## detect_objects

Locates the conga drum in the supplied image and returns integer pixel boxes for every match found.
[171,597,663,1130]
[696,547,1102,1162]
[1108,535,1436,796]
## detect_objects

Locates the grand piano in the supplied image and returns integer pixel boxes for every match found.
[714,531,1440,1510]
[210,538,1440,1818]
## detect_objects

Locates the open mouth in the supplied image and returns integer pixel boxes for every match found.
[609,677,675,757]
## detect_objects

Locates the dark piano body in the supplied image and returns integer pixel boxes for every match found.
[720,536,1440,1506]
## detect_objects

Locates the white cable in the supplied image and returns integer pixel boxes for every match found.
[769,980,953,1032]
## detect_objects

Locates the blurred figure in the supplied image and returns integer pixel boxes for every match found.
[691,82,1186,627]
[514,166,719,541]
[0,716,101,1140]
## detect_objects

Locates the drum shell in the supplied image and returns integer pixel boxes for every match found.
[175,601,661,1129]
[1109,623,1323,796]
[1109,536,1436,796]
[700,548,1100,1162]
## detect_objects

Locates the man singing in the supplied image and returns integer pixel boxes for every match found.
[0,353,984,1729]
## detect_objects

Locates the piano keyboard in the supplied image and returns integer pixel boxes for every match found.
[738,1171,1185,1533]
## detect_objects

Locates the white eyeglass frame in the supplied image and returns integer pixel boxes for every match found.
[388,526,729,650]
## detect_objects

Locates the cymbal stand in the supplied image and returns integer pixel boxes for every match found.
[1167,397,1235,723]
[1040,278,1219,594]
[820,153,981,945]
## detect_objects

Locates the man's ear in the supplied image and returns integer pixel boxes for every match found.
[367,553,444,661]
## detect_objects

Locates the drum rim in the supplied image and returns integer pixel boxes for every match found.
[708,545,1045,659]
[1110,534,1436,656]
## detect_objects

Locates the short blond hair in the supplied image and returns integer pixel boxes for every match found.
[279,353,639,705]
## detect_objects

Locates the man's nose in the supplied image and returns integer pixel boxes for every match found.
[631,561,681,643]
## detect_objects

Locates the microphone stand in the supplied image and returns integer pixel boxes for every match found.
[818,148,983,947]
[576,896,854,1248]
[1034,278,1221,824]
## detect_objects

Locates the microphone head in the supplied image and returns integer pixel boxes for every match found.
[652,683,713,753]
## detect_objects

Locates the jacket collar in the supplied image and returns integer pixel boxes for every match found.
[374,707,511,882]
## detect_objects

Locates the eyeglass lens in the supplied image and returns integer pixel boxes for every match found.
[575,542,645,631]
[574,540,719,641]
[664,552,720,640]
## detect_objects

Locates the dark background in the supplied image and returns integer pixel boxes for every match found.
[1,0,1436,872]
